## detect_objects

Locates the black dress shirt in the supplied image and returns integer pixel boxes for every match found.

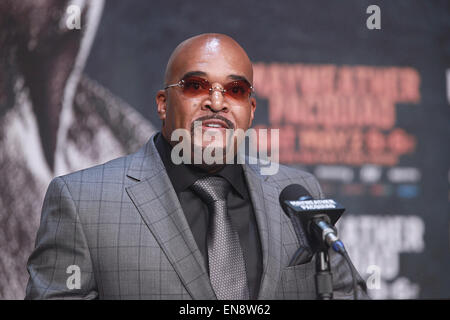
[154,132,262,299]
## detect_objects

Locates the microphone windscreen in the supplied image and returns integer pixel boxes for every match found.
[279,184,313,215]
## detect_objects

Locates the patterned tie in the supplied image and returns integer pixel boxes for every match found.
[191,176,249,300]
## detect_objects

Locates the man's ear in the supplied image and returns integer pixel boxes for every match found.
[156,90,167,121]
[248,97,257,127]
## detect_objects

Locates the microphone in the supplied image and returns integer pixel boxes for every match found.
[279,184,364,299]
[279,184,347,254]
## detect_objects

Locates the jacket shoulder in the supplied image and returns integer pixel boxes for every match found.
[58,153,133,185]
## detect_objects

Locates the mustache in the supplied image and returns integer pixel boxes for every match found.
[190,115,235,131]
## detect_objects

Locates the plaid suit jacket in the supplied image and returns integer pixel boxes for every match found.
[25,132,367,299]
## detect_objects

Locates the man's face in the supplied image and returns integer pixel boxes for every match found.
[157,36,256,164]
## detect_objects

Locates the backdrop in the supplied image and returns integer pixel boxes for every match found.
[0,0,449,299]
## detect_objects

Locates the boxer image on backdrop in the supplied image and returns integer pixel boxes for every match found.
[0,0,155,299]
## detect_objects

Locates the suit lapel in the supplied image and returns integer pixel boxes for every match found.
[125,135,216,300]
[243,163,283,300]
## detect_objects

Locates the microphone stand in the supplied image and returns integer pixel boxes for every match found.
[315,249,333,300]
[315,232,333,300]
[308,216,334,300]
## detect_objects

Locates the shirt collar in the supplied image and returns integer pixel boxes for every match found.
[154,132,248,199]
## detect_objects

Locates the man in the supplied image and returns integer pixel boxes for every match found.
[26,33,367,299]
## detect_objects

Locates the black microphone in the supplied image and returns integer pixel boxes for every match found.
[279,184,347,254]
[279,184,364,299]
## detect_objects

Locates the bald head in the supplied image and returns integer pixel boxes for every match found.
[164,33,253,86]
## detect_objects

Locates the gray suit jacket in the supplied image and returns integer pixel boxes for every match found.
[26,133,367,299]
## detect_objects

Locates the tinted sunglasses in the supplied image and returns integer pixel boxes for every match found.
[164,76,254,101]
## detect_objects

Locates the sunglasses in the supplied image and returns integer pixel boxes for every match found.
[164,76,254,101]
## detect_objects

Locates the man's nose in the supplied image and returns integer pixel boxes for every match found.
[202,86,228,113]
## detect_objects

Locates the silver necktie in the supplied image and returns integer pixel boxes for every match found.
[191,176,249,300]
